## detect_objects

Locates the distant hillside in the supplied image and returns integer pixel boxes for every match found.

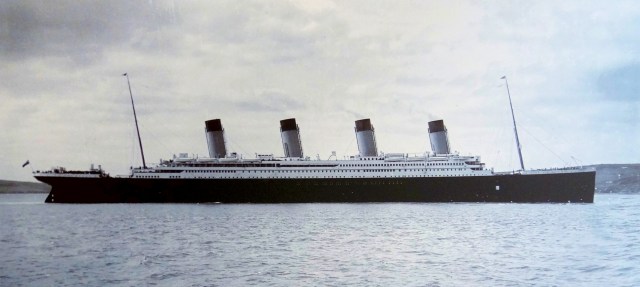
[590,164,640,194]
[0,180,50,193]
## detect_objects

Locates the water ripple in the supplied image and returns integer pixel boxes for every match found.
[1,193,639,286]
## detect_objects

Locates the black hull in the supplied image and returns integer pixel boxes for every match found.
[37,171,596,203]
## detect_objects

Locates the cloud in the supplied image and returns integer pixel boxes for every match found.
[0,0,178,63]
[597,63,640,102]
[2,0,640,182]
[228,90,307,113]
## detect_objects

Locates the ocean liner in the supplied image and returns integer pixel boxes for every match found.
[34,75,596,203]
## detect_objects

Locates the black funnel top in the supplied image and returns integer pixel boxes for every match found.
[280,118,298,131]
[428,120,446,133]
[355,119,374,132]
[205,119,223,132]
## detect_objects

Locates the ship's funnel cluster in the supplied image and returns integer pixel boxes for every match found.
[354,119,378,157]
[205,117,451,158]
[205,119,227,158]
[280,118,304,158]
[428,120,450,155]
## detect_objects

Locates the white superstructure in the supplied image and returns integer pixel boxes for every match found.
[127,117,495,179]
[129,153,491,179]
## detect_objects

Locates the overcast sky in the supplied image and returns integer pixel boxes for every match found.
[2,0,639,182]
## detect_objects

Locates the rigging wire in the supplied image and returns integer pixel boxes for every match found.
[341,135,356,159]
[519,125,570,167]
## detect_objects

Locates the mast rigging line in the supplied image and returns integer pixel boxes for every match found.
[501,76,525,171]
[124,73,147,169]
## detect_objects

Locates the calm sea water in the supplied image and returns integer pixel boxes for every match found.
[1,193,639,286]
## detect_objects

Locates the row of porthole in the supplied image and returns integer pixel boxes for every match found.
[178,168,470,174]
[139,169,481,179]
[341,162,467,167]
[296,180,405,186]
[172,174,481,179]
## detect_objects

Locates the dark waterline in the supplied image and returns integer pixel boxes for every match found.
[1,193,638,286]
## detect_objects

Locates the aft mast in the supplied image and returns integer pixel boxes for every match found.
[123,73,147,169]
[501,76,525,171]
